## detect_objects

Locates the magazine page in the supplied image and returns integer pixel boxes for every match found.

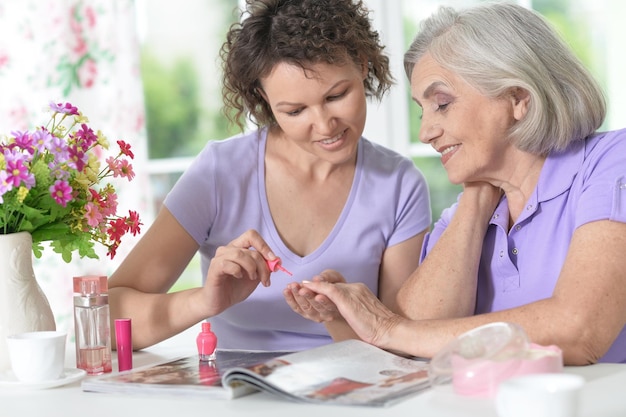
[222,339,431,407]
[81,350,291,399]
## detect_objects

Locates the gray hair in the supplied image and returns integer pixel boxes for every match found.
[404,2,606,155]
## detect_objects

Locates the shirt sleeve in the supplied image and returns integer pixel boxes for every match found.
[575,130,626,227]
[419,196,459,262]
[163,142,218,245]
[387,158,432,248]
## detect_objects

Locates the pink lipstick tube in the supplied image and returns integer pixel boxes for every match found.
[115,318,133,372]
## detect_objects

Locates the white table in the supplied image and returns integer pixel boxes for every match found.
[2,323,626,417]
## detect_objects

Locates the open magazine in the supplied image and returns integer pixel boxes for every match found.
[81,339,431,407]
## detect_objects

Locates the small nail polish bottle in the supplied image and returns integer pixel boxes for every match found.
[196,322,217,362]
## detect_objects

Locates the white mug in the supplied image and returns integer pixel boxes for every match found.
[6,331,67,383]
[495,373,585,417]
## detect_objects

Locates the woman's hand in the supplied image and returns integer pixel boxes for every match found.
[284,270,346,323]
[460,181,503,223]
[298,280,402,347]
[201,229,277,315]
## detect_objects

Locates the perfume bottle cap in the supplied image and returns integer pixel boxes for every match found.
[73,275,108,296]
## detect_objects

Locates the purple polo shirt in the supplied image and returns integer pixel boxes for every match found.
[421,128,626,363]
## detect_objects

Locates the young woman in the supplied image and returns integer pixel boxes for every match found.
[108,0,431,352]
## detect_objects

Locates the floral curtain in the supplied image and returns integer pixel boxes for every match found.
[0,0,152,337]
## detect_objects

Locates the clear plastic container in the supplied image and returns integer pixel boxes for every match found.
[429,322,562,397]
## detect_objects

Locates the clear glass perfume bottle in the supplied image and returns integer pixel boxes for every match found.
[73,275,112,375]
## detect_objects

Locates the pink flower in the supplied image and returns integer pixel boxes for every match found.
[5,158,32,188]
[0,171,12,203]
[106,156,135,180]
[49,101,79,115]
[118,159,135,181]
[49,180,73,207]
[74,123,98,148]
[100,191,118,217]
[84,202,103,227]
[11,131,34,153]
[68,144,87,171]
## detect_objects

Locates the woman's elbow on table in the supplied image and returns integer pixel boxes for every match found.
[553,320,615,366]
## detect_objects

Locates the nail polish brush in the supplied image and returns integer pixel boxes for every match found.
[266,258,293,276]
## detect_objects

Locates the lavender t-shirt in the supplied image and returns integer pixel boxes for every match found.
[421,128,626,363]
[165,128,431,351]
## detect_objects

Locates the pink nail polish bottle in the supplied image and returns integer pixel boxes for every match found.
[196,322,217,362]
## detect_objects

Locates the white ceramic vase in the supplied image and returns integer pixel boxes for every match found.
[0,231,56,372]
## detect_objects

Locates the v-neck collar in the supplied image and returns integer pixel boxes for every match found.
[256,127,363,264]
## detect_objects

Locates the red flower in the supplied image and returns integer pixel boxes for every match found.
[117,140,134,159]
[126,210,142,236]
[106,217,128,243]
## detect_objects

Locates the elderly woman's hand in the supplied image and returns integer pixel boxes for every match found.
[284,270,346,323]
[297,279,403,348]
[463,181,503,208]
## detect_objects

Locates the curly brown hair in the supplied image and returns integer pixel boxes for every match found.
[220,0,393,131]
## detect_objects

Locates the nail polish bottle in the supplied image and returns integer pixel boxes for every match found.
[73,275,112,375]
[196,322,217,362]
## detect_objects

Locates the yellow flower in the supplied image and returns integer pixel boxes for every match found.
[97,130,110,149]
[75,114,89,124]
[73,171,91,189]
[54,125,67,137]
[84,154,101,183]
[16,186,29,203]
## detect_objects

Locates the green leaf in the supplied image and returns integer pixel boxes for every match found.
[30,223,73,244]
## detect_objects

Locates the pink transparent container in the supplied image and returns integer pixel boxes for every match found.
[429,322,563,398]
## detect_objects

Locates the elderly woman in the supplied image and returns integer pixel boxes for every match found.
[287,2,626,365]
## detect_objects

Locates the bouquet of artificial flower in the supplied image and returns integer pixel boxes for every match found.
[0,101,142,262]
